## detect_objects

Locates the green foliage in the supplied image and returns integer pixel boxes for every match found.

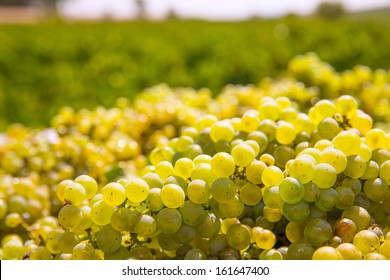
[0,17,389,129]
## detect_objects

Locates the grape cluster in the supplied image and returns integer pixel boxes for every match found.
[1,54,390,260]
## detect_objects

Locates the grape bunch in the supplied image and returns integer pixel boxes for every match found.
[1,54,390,260]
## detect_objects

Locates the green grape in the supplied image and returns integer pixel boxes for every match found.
[312,163,337,189]
[103,245,131,260]
[157,233,181,251]
[211,152,236,177]
[58,231,79,254]
[245,160,267,185]
[58,204,82,229]
[350,112,373,135]
[336,95,358,117]
[219,195,245,218]
[210,177,237,202]
[279,177,305,204]
[193,154,212,165]
[173,224,196,244]
[190,163,216,186]
[312,246,343,260]
[342,206,371,231]
[5,212,22,228]
[226,224,251,251]
[379,241,390,259]
[149,146,175,165]
[142,172,163,189]
[363,253,386,260]
[144,188,164,212]
[129,246,153,260]
[303,182,320,202]
[332,130,361,156]
[341,177,362,195]
[91,200,115,226]
[187,179,210,205]
[353,230,380,255]
[363,178,390,202]
[156,208,182,234]
[273,146,295,169]
[262,166,284,187]
[125,178,150,204]
[240,110,260,133]
[45,229,64,254]
[320,148,347,174]
[231,143,255,167]
[101,182,126,206]
[2,237,24,260]
[179,200,205,227]
[336,243,362,260]
[111,207,139,232]
[239,183,262,206]
[304,219,332,247]
[258,119,276,142]
[288,156,315,184]
[183,144,203,159]
[195,114,218,132]
[358,143,372,162]
[72,242,95,260]
[30,246,52,260]
[135,214,157,237]
[63,182,86,205]
[318,118,340,140]
[8,195,26,214]
[314,139,334,151]
[379,160,390,185]
[260,154,275,166]
[263,206,283,223]
[254,216,274,231]
[160,183,185,208]
[184,248,207,260]
[252,227,276,249]
[196,212,221,239]
[74,175,98,200]
[312,99,336,121]
[56,179,72,203]
[285,221,305,243]
[208,234,227,257]
[360,160,379,180]
[259,248,283,260]
[344,155,367,179]
[283,200,310,222]
[173,157,194,179]
[165,175,187,193]
[247,131,268,153]
[96,227,122,253]
[365,128,388,150]
[155,161,174,181]
[259,99,281,121]
[176,135,194,153]
[214,140,230,154]
[275,121,296,145]
[0,199,7,220]
[315,188,338,212]
[210,120,235,143]
[263,186,284,209]
[244,140,260,157]
[335,186,355,210]
[221,217,240,234]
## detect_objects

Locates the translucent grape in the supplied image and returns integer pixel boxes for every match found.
[211,152,236,177]
[58,231,79,254]
[263,186,284,209]
[74,175,98,200]
[173,157,194,179]
[145,188,164,212]
[279,177,305,204]
[160,183,185,208]
[336,243,362,260]
[312,163,337,189]
[353,230,380,255]
[210,120,235,143]
[288,156,315,184]
[239,183,262,206]
[344,155,367,179]
[96,227,122,253]
[252,227,276,249]
[90,200,115,226]
[63,182,86,205]
[261,166,284,187]
[320,148,347,174]
[312,246,343,260]
[363,178,389,202]
[135,214,157,237]
[275,121,296,145]
[210,177,237,202]
[341,206,371,231]
[226,224,251,251]
[58,204,82,229]
[231,143,255,167]
[72,242,95,260]
[304,219,332,247]
[111,207,139,232]
[283,200,310,222]
[101,182,126,206]
[245,160,267,185]
[332,130,361,156]
[125,178,150,204]
[219,195,245,218]
[179,200,205,227]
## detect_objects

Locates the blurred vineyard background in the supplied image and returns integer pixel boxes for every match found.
[0,1,390,129]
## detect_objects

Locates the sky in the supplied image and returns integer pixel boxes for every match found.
[60,0,390,20]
